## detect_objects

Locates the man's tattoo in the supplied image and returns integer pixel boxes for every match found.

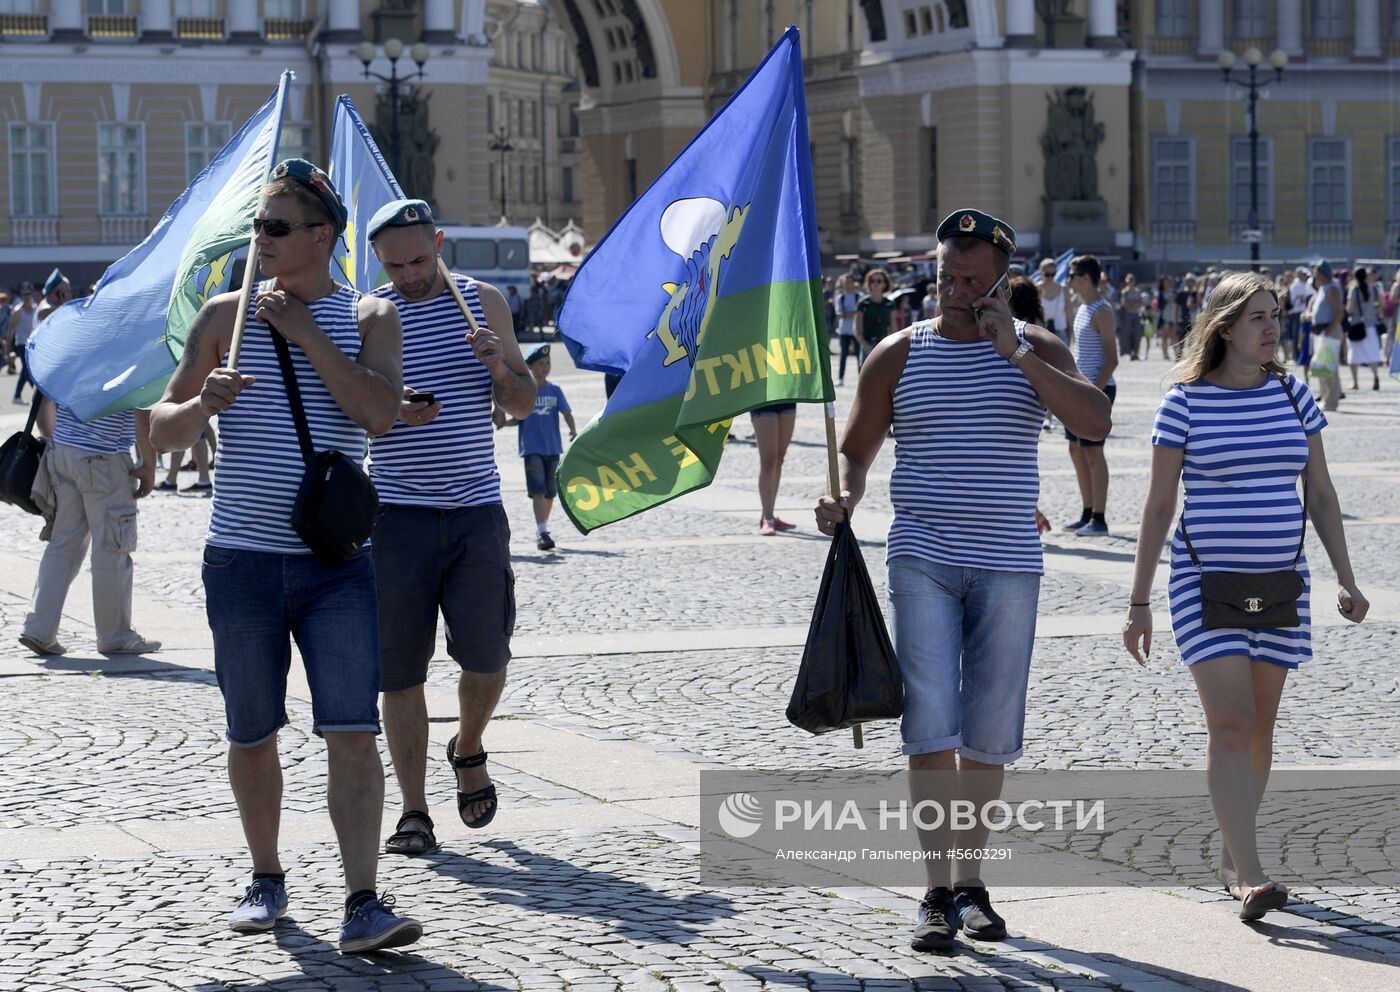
[176,302,218,375]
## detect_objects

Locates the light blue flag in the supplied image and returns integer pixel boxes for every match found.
[328,95,404,293]
[25,72,292,422]
[1055,247,1076,286]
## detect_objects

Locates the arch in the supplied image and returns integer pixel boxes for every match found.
[551,0,681,99]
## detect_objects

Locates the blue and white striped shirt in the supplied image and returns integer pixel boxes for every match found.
[1074,298,1115,386]
[207,283,367,554]
[368,275,501,508]
[887,321,1046,573]
[52,405,135,455]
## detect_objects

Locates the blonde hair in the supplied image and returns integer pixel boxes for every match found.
[864,268,891,294]
[1170,271,1286,384]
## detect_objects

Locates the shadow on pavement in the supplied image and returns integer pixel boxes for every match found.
[426,837,735,943]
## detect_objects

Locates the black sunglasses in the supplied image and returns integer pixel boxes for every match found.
[253,218,326,237]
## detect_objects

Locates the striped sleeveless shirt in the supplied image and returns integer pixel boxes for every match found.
[368,274,500,507]
[207,282,367,554]
[53,405,135,454]
[888,321,1046,573]
[1074,297,1115,386]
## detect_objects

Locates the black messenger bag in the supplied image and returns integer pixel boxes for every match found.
[0,391,47,515]
[269,326,379,565]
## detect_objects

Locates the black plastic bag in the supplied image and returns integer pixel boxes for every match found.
[786,522,903,734]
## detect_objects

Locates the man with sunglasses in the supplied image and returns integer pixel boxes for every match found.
[815,209,1110,952]
[150,159,421,955]
[360,198,535,857]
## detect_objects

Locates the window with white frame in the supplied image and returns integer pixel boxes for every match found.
[1233,0,1267,37]
[1229,136,1272,226]
[1151,137,1194,222]
[1154,0,1188,35]
[1389,136,1400,220]
[9,123,54,217]
[1311,0,1346,38]
[175,0,219,15]
[86,0,127,13]
[1309,138,1350,222]
[186,122,231,180]
[98,123,144,215]
[0,2,42,13]
[264,0,304,18]
[277,123,314,165]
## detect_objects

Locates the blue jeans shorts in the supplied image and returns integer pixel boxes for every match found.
[888,555,1040,762]
[524,454,559,498]
[203,545,382,746]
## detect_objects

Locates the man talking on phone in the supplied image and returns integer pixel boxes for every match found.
[814,210,1110,951]
[365,199,536,856]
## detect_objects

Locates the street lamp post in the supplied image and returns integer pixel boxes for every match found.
[356,38,431,183]
[1218,46,1287,271]
[488,127,513,221]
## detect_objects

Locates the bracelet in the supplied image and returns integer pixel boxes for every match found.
[1129,602,1150,607]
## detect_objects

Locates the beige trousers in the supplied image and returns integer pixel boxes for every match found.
[23,443,140,650]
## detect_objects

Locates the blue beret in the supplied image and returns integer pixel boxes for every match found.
[269,158,348,233]
[1313,258,1332,278]
[42,268,65,296]
[525,343,551,364]
[367,199,435,241]
[936,208,1016,255]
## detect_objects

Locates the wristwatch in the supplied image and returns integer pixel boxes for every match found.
[1007,339,1034,366]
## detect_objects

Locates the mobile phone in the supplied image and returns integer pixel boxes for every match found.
[974,271,1010,321]
[408,391,437,406]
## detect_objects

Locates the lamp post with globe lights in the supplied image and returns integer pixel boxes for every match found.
[1218,46,1287,270]
[356,38,431,183]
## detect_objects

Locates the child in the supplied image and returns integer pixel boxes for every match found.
[495,343,575,550]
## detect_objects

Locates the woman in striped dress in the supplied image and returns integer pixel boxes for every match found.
[1123,272,1369,922]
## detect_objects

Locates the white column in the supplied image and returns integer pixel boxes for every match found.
[424,0,456,43]
[228,1,260,42]
[1086,0,1119,47]
[1355,0,1382,57]
[1196,0,1225,56]
[1004,0,1035,48]
[324,0,361,43]
[50,0,83,40]
[1276,0,1304,56]
[140,0,173,39]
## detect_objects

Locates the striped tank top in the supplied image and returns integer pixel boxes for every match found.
[368,275,500,507]
[53,405,135,455]
[1074,298,1115,386]
[887,321,1046,573]
[207,282,367,554]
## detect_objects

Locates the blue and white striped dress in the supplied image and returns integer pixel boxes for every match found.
[207,282,368,554]
[1074,298,1115,386]
[888,321,1046,573]
[1151,373,1326,667]
[53,406,135,454]
[368,275,500,507]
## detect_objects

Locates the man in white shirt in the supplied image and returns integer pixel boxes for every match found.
[1287,265,1314,363]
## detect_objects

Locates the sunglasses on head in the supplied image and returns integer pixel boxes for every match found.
[253,218,326,237]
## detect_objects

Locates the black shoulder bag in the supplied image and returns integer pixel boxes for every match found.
[268,326,379,565]
[0,391,47,515]
[1181,374,1307,629]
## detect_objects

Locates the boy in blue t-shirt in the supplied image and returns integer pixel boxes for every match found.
[495,343,576,550]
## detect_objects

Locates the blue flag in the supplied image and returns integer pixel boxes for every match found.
[327,95,404,293]
[26,73,291,422]
[1055,247,1075,286]
[557,27,829,532]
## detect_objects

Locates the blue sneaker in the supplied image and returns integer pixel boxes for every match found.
[229,877,288,933]
[1077,520,1109,536]
[339,894,423,955]
[1062,518,1090,532]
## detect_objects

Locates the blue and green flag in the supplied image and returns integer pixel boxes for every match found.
[26,72,292,422]
[327,95,404,293]
[557,27,831,533]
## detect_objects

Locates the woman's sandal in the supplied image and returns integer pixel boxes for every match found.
[1238,882,1289,922]
[384,810,440,855]
[446,733,499,829]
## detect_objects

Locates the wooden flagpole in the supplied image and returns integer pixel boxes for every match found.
[437,256,483,336]
[225,235,261,369]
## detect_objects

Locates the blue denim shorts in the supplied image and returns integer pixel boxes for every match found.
[888,555,1040,762]
[523,454,559,498]
[203,545,382,746]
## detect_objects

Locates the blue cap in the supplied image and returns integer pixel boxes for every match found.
[367,198,434,241]
[269,158,348,233]
[42,268,65,296]
[1313,258,1332,278]
[524,343,551,364]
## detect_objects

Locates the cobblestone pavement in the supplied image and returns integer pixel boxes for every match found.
[2,354,1399,990]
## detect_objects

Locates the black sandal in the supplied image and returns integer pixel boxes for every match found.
[446,734,498,829]
[384,810,440,855]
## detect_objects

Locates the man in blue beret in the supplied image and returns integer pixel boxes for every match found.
[150,159,422,953]
[816,208,1111,952]
[363,197,536,857]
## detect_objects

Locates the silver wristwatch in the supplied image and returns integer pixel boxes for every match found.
[1007,339,1034,366]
